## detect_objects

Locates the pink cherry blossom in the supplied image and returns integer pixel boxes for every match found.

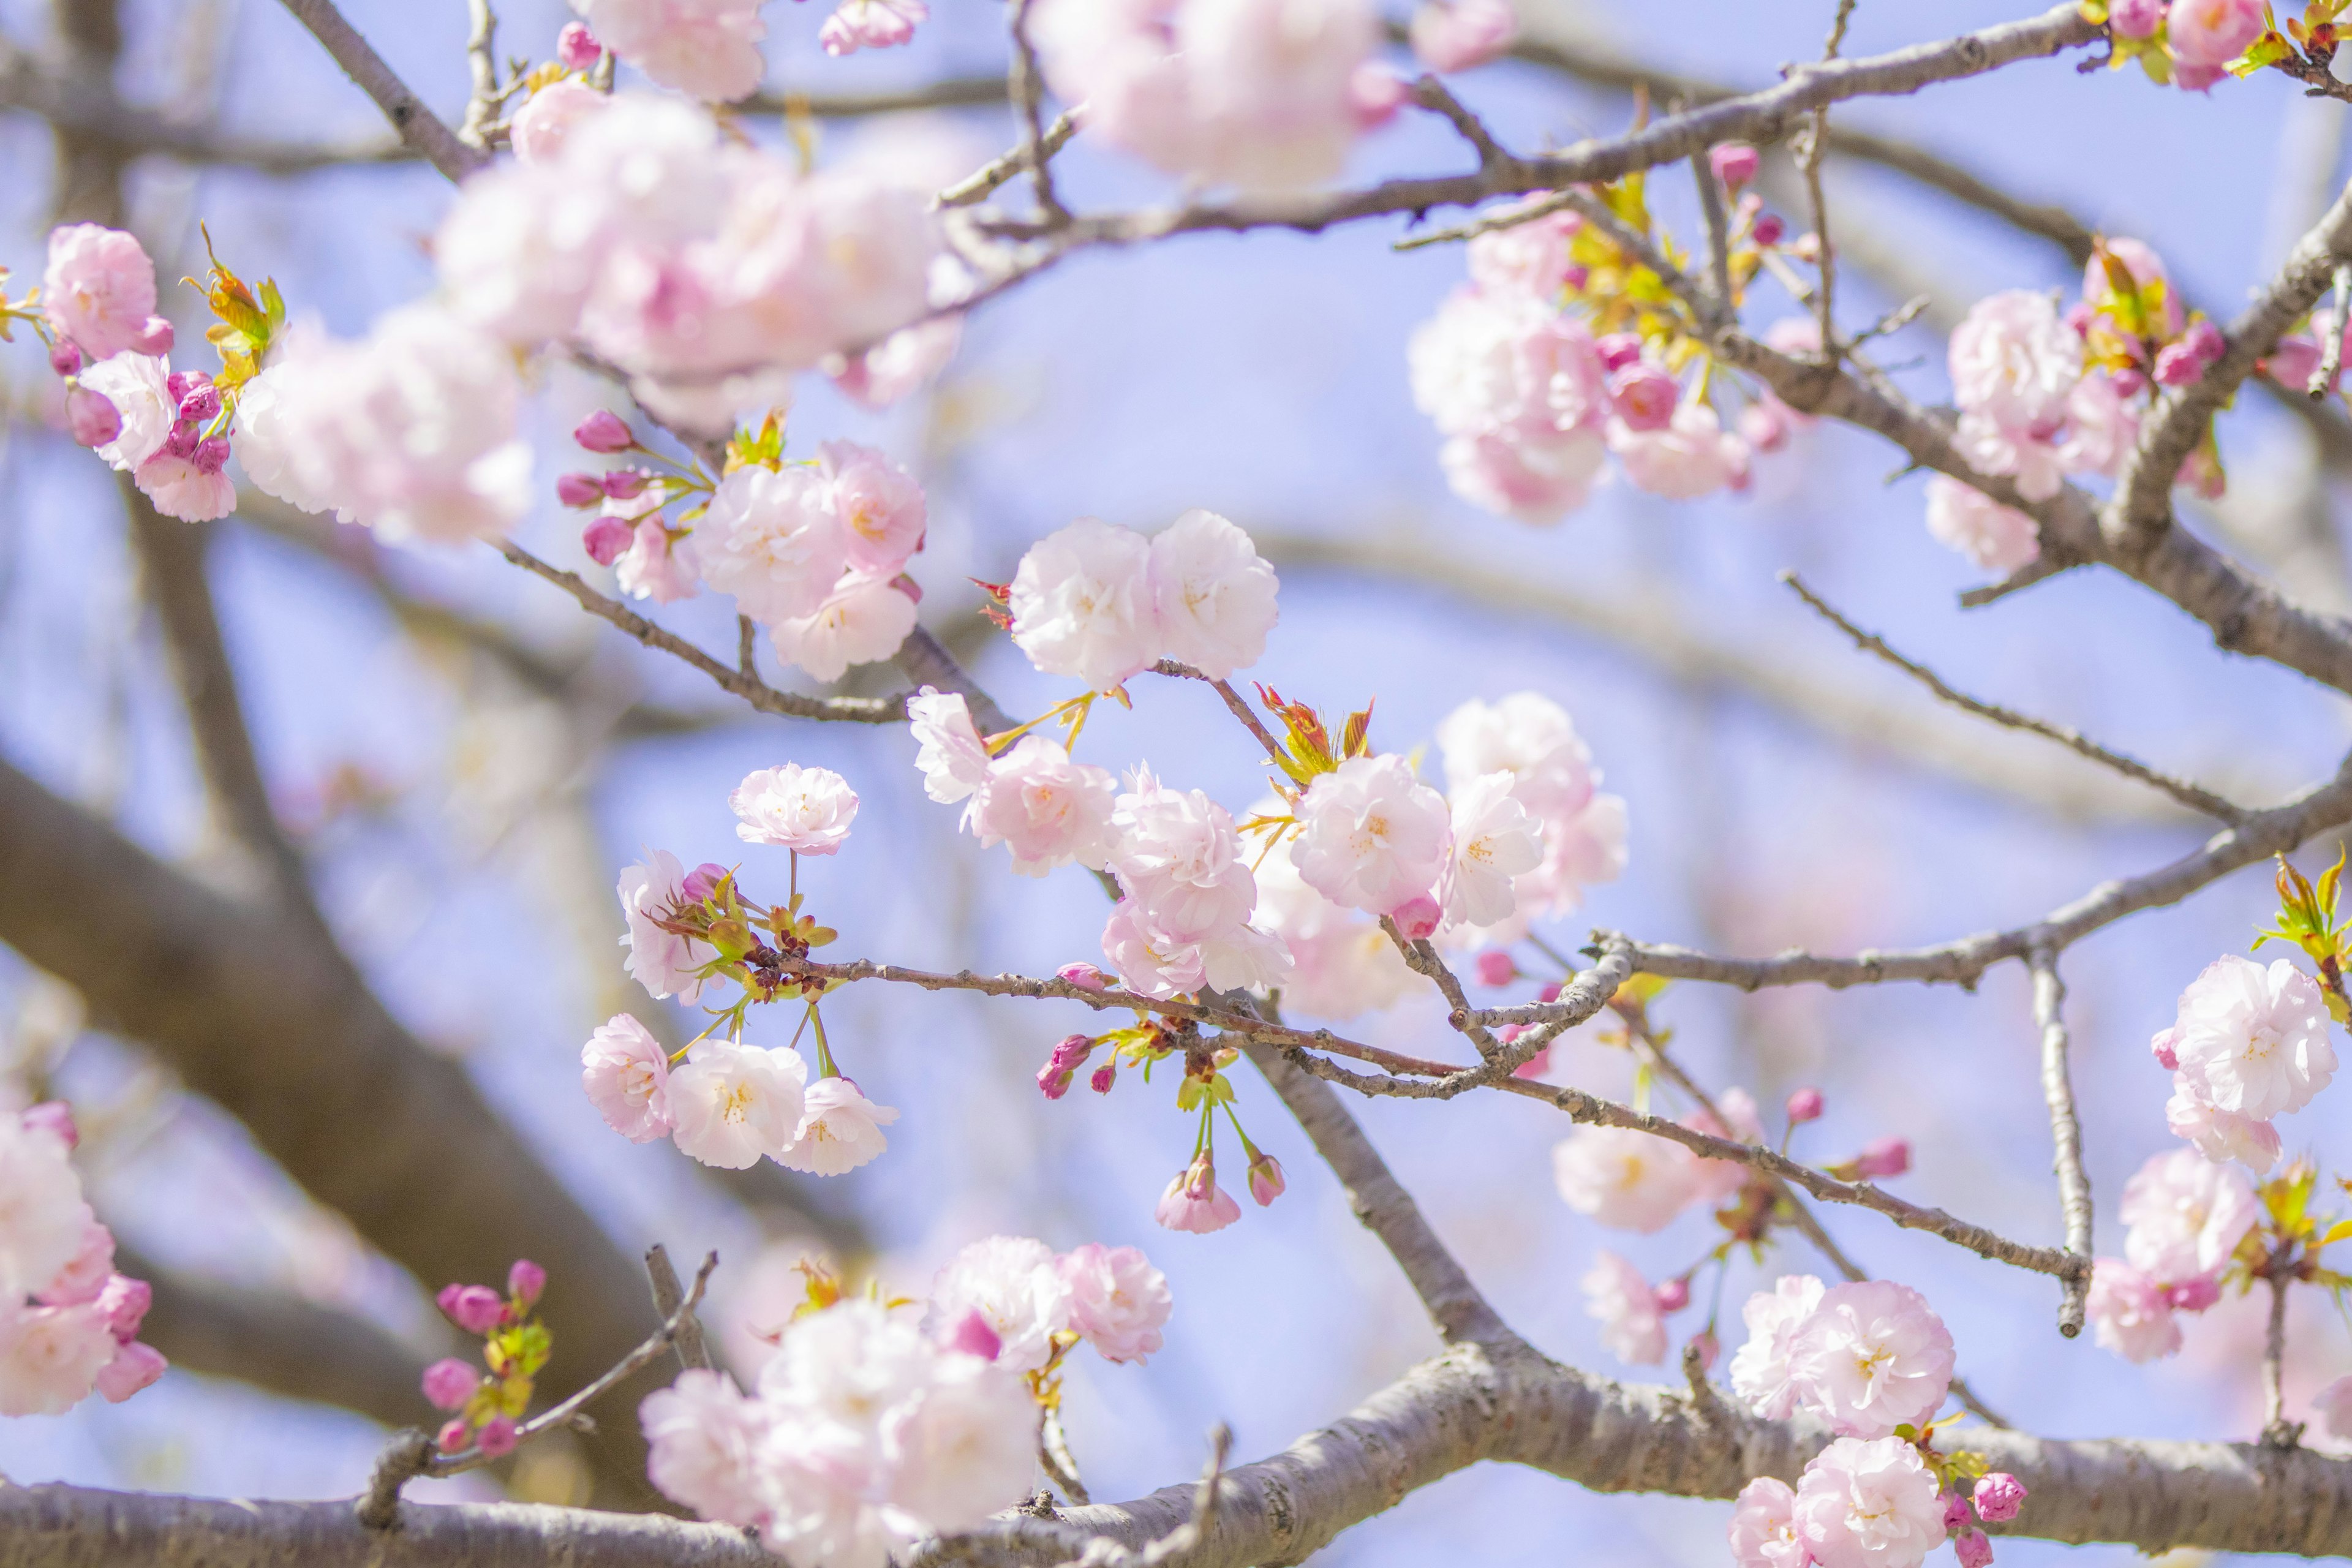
[2109,0,2165,37]
[1010,518,1159,691]
[1729,1274,1827,1419]
[1551,1125,1699,1234]
[34,1221,115,1308]
[1437,693,1595,819]
[908,688,992,807]
[1793,1436,1945,1568]
[940,1308,1003,1360]
[1108,770,1261,940]
[1411,285,1611,522]
[1972,1474,2026,1524]
[1610,397,1751,498]
[1581,1250,1667,1364]
[642,1368,778,1526]
[701,465,849,627]
[1250,821,1414,1017]
[2165,1074,2282,1172]
[1148,509,1280,680]
[617,509,702,605]
[1245,1150,1284,1205]
[571,0,767,100]
[1408,0,1515,72]
[1711,143,1761,189]
[64,385,121,448]
[878,1348,1039,1533]
[619,850,715,1003]
[766,573,921,683]
[1950,288,2082,432]
[1294,754,1452,914]
[0,1117,96,1300]
[510,80,610,164]
[831,314,962,409]
[777,1077,899,1175]
[1789,1280,1954,1439]
[2119,1147,2257,1284]
[0,1302,122,1416]
[1686,1089,1766,1203]
[581,1013,677,1143]
[667,1039,809,1169]
[77,352,174,473]
[1923,475,2039,575]
[820,0,926,54]
[1729,1476,1811,1568]
[2168,954,2335,1120]
[42,225,173,361]
[1058,1243,1172,1363]
[94,1340,165,1403]
[1442,771,1542,928]
[2168,0,2263,70]
[1466,203,1583,300]
[134,451,236,522]
[731,763,859,855]
[558,21,605,66]
[820,442,927,576]
[423,1357,480,1411]
[439,1283,506,1335]
[971,736,1119,877]
[1155,1155,1242,1234]
[925,1236,1071,1375]
[2086,1259,2180,1362]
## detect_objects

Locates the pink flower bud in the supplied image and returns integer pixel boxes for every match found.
[2109,0,2163,37]
[164,370,208,402]
[48,341,81,377]
[1537,981,1562,1004]
[2154,341,2206,386]
[1752,213,1785,247]
[1387,894,1441,941]
[1853,1136,1910,1179]
[1038,1035,1093,1098]
[162,423,199,460]
[2181,320,2226,365]
[1562,264,1590,291]
[556,20,604,69]
[1608,363,1681,431]
[1738,399,1792,454]
[582,513,634,567]
[66,387,121,448]
[1473,950,1516,987]
[601,468,650,500]
[192,437,231,475]
[96,1340,166,1402]
[508,1259,546,1307]
[1653,1277,1691,1313]
[475,1414,519,1457]
[436,1417,473,1454]
[1785,1087,1825,1124]
[1348,62,1412,130]
[2174,61,2225,91]
[2149,1027,2180,1071]
[2110,366,2148,397]
[1089,1060,1118,1094]
[1058,962,1111,992]
[1595,333,1645,372]
[2063,301,2094,337]
[681,862,729,902]
[97,1273,152,1341]
[2165,1276,2220,1312]
[1686,1327,1718,1371]
[1709,143,1760,189]
[21,1101,78,1148]
[2264,336,2323,390]
[437,1283,507,1335]
[942,1308,1002,1360]
[556,472,605,508]
[1941,1492,1973,1533]
[177,385,222,424]
[1972,1474,2026,1523]
[422,1357,480,1411]
[1954,1530,1993,1568]
[1495,1023,1525,1044]
[573,409,633,453]
[1246,1150,1286,1207]
[130,317,174,355]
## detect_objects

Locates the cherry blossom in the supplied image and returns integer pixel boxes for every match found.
[820,441,927,576]
[1293,755,1452,916]
[700,465,850,627]
[1410,285,1610,523]
[1156,1154,1242,1233]
[777,1077,898,1175]
[614,507,702,604]
[2168,0,2264,90]
[41,225,173,361]
[1580,1250,1667,1364]
[1147,509,1280,680]
[1408,0,1515,72]
[2086,1259,2180,1362]
[619,850,716,1003]
[1949,289,2082,438]
[1793,1437,1946,1568]
[970,737,1119,877]
[570,0,767,100]
[1251,818,1418,1019]
[1057,1243,1172,1363]
[1728,1476,1811,1568]
[643,1368,782,1527]
[509,80,609,164]
[1787,1281,1955,1440]
[0,1303,123,1417]
[768,575,921,682]
[2168,954,2336,1120]
[731,763,860,855]
[1436,693,1596,820]
[2164,1075,2282,1173]
[1551,1125,1699,1234]
[1441,770,1544,928]
[820,0,926,54]
[831,315,962,409]
[1923,475,2039,575]
[1728,1274,1827,1419]
[666,1038,809,1169]
[2119,1148,2257,1284]
[908,688,992,809]
[77,352,173,473]
[925,1237,1072,1375]
[1009,518,1160,692]
[581,1014,676,1143]
[1609,398,1751,500]
[1465,203,1581,300]
[0,1117,96,1300]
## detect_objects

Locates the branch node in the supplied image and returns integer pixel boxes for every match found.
[353,1426,434,1529]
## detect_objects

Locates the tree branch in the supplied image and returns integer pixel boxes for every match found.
[2028,949,2092,1338]
[272,0,483,181]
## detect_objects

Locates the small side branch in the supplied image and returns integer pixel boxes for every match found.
[273,0,484,181]
[1781,571,2246,823]
[1040,1407,1090,1506]
[1006,0,1069,227]
[644,1243,714,1373]
[2029,948,2093,1337]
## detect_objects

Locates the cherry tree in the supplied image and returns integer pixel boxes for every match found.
[6,0,2352,1564]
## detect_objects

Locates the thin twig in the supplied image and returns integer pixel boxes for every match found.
[939,110,1078,209]
[1148,661,1289,767]
[1411,74,1520,173]
[2030,948,2093,1338]
[1802,0,1860,356]
[1555,187,1713,325]
[1781,571,2247,823]
[272,0,483,181]
[1392,190,1580,254]
[1040,1406,1090,1506]
[737,614,757,680]
[458,0,499,149]
[1006,0,1069,227]
[644,1243,714,1373]
[2315,263,2351,400]
[1691,149,1735,322]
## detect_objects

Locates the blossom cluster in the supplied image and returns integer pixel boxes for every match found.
[1556,1093,1765,1241]
[1731,1444,2026,1568]
[642,1235,1168,1566]
[1728,1276,1956,1439]
[0,1102,165,1417]
[1924,238,2230,576]
[562,0,925,101]
[2091,0,2267,93]
[2150,953,2334,1175]
[419,1259,552,1456]
[2084,1148,2260,1362]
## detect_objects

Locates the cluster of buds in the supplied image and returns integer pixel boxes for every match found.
[421,1259,551,1457]
[653,862,841,1031]
[559,410,709,568]
[1936,1470,2029,1567]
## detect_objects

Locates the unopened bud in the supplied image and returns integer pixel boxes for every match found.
[2180,320,2226,365]
[601,468,651,499]
[1089,1060,1118,1094]
[177,385,222,423]
[437,1283,508,1335]
[1709,143,1759,189]
[1246,1150,1285,1207]
[508,1258,546,1307]
[1474,950,1516,987]
[1954,1530,1992,1568]
[475,1414,519,1457]
[192,437,231,475]
[1941,1492,1973,1534]
[2109,0,2163,37]
[66,386,120,448]
[1057,962,1110,992]
[162,423,200,460]
[1972,1473,2027,1524]
[1785,1087,1825,1124]
[582,513,634,567]
[48,341,81,377]
[1607,363,1680,431]
[97,1274,151,1341]
[1653,1277,1691,1313]
[2154,341,2206,386]
[573,408,633,452]
[1686,1327,1718,1372]
[436,1417,473,1454]
[1387,894,1441,941]
[130,317,174,355]
[422,1357,480,1411]
[1752,213,1786,247]
[1852,1136,1910,1179]
[681,862,729,902]
[1594,333,1645,372]
[2149,1027,2180,1071]
[556,472,605,508]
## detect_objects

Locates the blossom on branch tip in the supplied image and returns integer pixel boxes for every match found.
[619,850,717,1003]
[1786,1280,1954,1439]
[766,573,921,682]
[777,1077,897,1175]
[818,441,927,576]
[1246,1149,1285,1206]
[557,20,605,66]
[1009,518,1159,692]
[907,688,990,807]
[574,409,634,453]
[1442,771,1543,928]
[1710,143,1760,189]
[1972,1474,2026,1524]
[924,1236,1070,1376]
[509,1259,547,1308]
[1294,754,1451,915]
[2167,955,2335,1120]
[1038,1034,1093,1101]
[731,763,859,855]
[1581,1250,1667,1364]
[2119,1147,2256,1285]
[1156,1155,1242,1234]
[1787,1087,1825,1124]
[667,1038,809,1169]
[1148,509,1280,680]
[1729,1273,1826,1419]
[1793,1436,1945,1568]
[1728,1476,1809,1568]
[42,225,173,361]
[582,1014,676,1143]
[1953,1530,1993,1568]
[1058,1243,1172,1363]
[971,736,1118,877]
[439,1284,508,1336]
[702,465,848,627]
